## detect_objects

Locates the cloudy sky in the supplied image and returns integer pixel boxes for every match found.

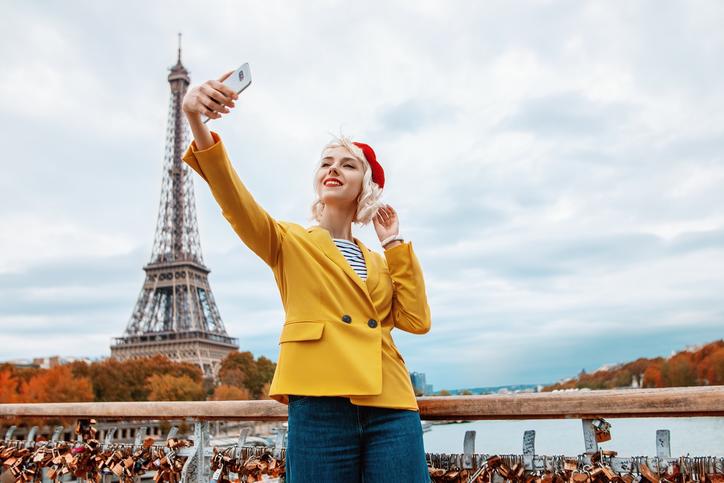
[1,1,723,390]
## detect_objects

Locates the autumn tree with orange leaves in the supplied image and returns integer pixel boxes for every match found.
[544,339,723,391]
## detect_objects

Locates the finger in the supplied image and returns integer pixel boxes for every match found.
[201,107,221,119]
[208,80,239,101]
[201,84,234,107]
[201,97,228,114]
[217,69,234,82]
[200,101,224,118]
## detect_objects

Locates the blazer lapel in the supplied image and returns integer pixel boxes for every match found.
[355,236,379,293]
[307,226,377,301]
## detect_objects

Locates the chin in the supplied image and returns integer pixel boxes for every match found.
[320,195,356,207]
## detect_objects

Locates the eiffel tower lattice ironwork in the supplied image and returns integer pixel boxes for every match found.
[111,37,239,379]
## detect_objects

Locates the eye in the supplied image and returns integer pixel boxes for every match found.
[344,164,355,168]
[321,162,330,167]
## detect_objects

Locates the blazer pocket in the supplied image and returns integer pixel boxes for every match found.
[279,321,325,344]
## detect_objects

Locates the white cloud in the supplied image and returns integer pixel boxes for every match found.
[0,214,137,274]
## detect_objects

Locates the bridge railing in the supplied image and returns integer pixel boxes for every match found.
[1,386,723,482]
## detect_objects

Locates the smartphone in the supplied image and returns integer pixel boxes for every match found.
[202,63,252,123]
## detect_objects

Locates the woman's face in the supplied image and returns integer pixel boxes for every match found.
[315,145,365,207]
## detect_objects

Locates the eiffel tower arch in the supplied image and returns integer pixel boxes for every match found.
[111,38,239,379]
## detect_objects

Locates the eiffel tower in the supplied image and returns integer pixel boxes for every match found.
[111,37,239,379]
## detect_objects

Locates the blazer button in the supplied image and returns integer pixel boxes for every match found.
[367,319,378,328]
[341,314,352,323]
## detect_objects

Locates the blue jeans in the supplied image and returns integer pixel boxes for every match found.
[286,395,430,482]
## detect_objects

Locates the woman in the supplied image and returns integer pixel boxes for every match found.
[181,70,432,482]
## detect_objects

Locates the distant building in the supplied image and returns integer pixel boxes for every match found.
[410,372,428,396]
[2,355,93,369]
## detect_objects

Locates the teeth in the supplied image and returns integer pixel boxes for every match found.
[325,181,342,186]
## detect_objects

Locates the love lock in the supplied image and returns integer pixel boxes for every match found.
[591,418,612,443]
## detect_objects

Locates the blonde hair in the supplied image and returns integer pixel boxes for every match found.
[309,134,384,226]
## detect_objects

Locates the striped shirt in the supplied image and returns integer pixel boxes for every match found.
[332,238,367,281]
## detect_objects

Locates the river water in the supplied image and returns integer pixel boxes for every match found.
[423,417,724,456]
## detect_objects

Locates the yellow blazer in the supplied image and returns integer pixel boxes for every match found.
[182,132,431,411]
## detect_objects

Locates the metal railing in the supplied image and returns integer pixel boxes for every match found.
[1,386,723,482]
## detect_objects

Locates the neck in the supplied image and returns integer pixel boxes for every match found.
[317,202,355,241]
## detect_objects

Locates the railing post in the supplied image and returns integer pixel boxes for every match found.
[180,421,209,483]
[132,425,147,450]
[198,422,210,483]
[24,426,38,448]
[236,427,251,458]
[523,430,535,470]
[655,429,671,458]
[582,419,599,455]
[656,429,671,473]
[463,430,475,469]
[102,427,117,450]
[273,425,287,460]
[50,426,64,443]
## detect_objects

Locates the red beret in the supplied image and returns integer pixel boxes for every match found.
[353,141,385,189]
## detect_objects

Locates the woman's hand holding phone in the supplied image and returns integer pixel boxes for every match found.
[182,70,238,150]
[183,70,238,121]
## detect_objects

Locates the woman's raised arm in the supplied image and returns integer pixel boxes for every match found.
[180,71,287,268]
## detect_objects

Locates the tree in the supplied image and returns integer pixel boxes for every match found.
[246,356,276,399]
[219,352,255,388]
[146,374,205,401]
[218,351,277,399]
[642,365,663,388]
[19,366,94,403]
[88,356,204,401]
[700,346,724,385]
[211,384,250,401]
[611,369,633,388]
[661,357,699,387]
[0,369,19,403]
[259,382,273,400]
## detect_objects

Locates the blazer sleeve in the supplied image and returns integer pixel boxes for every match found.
[384,241,432,334]
[182,131,286,268]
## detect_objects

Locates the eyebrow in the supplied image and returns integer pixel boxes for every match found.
[321,156,360,165]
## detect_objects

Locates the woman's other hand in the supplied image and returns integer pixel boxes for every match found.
[182,70,239,121]
[373,204,400,245]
